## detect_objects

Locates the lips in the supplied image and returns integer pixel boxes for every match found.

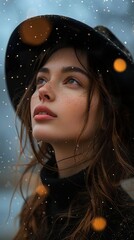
[33,105,57,119]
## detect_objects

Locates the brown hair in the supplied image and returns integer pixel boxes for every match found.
[13,44,134,239]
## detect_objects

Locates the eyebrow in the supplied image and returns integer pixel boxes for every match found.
[62,66,89,77]
[38,66,89,77]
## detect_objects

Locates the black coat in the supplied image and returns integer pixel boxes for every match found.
[39,164,134,240]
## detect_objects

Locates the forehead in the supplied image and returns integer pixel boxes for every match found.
[38,47,89,70]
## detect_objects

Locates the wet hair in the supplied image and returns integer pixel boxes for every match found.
[13,41,134,239]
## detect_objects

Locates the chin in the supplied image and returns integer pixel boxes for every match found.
[32,127,44,141]
[32,129,53,143]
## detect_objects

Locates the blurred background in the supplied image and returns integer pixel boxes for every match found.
[0,0,134,239]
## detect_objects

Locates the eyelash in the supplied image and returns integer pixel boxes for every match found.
[64,77,81,86]
[36,77,47,88]
[35,76,82,89]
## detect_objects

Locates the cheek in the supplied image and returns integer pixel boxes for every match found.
[30,99,34,114]
[30,94,38,115]
[77,88,100,139]
[84,97,100,137]
[63,95,88,127]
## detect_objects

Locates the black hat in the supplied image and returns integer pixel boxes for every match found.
[5,15,134,111]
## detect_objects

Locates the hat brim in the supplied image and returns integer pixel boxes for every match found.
[5,15,134,110]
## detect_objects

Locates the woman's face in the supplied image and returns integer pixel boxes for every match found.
[30,47,100,146]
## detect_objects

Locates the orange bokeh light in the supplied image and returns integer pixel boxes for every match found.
[19,18,52,46]
[36,184,49,196]
[113,58,127,72]
[91,216,107,231]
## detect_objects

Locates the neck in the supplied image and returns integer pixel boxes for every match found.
[51,141,90,178]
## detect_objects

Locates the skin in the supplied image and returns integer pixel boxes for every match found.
[30,48,100,177]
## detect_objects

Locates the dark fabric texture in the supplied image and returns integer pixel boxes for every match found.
[39,160,134,240]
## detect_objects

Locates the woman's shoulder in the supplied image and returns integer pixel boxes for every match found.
[90,187,134,240]
[91,212,134,240]
[109,205,134,240]
[105,187,134,240]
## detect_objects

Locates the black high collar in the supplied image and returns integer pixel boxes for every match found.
[40,158,87,212]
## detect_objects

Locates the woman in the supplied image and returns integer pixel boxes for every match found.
[5,15,134,239]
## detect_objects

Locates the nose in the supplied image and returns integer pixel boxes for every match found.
[38,82,55,102]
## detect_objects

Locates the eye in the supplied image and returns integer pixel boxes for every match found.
[36,77,47,89]
[66,77,81,86]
